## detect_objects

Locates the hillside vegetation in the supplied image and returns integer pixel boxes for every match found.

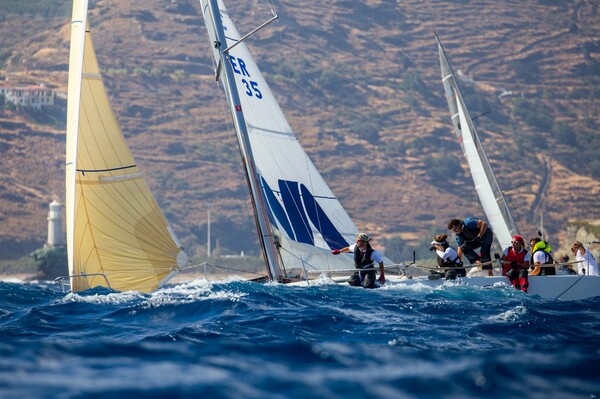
[0,0,599,262]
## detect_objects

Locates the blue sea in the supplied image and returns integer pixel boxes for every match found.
[1,278,599,399]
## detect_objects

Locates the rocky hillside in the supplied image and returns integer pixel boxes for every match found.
[0,0,599,261]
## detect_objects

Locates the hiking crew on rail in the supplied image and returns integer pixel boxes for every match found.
[501,235,530,292]
[447,217,494,275]
[331,232,385,289]
[430,233,465,280]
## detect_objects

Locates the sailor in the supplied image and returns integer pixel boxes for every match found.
[570,241,600,276]
[447,217,494,276]
[501,235,530,292]
[331,232,385,288]
[430,234,465,280]
[529,237,555,276]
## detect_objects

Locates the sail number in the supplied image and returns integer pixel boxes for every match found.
[230,56,262,99]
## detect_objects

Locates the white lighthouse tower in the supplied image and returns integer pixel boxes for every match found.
[46,200,64,247]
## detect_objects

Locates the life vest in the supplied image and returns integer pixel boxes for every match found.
[354,245,375,270]
[503,247,528,275]
[457,222,478,242]
[531,241,553,264]
[532,246,555,275]
[436,244,463,269]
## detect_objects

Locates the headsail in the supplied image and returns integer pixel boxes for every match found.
[436,34,519,250]
[200,0,380,280]
[65,0,187,293]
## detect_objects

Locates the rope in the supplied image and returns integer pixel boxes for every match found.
[170,261,266,278]
[556,276,584,300]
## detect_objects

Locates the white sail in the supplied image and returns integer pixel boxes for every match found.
[65,0,187,293]
[199,0,389,280]
[436,35,519,250]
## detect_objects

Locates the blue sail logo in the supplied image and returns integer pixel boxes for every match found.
[260,177,348,250]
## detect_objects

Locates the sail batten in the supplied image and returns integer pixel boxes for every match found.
[436,35,519,250]
[65,0,187,293]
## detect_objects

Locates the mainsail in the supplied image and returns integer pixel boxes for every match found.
[200,0,382,280]
[436,34,519,250]
[65,0,187,292]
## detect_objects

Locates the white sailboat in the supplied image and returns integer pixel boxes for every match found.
[436,34,518,250]
[198,0,393,283]
[419,35,600,300]
[65,0,188,293]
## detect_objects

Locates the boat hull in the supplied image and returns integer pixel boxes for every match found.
[387,275,600,301]
[292,274,600,301]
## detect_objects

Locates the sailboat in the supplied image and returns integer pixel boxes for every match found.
[65,0,188,293]
[436,34,518,251]
[389,34,600,300]
[198,0,394,284]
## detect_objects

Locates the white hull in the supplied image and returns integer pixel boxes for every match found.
[292,274,600,301]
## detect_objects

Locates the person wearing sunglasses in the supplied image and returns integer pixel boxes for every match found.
[570,241,599,276]
[332,232,386,288]
[500,235,530,292]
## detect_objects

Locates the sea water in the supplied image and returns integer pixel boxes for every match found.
[0,278,599,399]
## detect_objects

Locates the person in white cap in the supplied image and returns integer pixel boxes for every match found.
[331,232,385,288]
[430,234,465,279]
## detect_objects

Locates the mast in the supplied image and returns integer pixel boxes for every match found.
[436,33,519,250]
[205,0,284,280]
[207,208,211,257]
[65,0,89,287]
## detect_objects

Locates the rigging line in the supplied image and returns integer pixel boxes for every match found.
[264,0,277,17]
[160,261,265,276]
[277,245,330,272]
[555,275,583,300]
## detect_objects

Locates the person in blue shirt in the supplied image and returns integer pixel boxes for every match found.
[447,217,494,275]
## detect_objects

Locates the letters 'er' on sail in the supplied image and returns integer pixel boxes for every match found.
[436,34,519,250]
[200,0,384,280]
[65,0,187,293]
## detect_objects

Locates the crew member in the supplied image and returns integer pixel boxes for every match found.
[501,235,530,292]
[332,232,385,288]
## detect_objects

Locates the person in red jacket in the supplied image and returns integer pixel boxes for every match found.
[500,235,530,292]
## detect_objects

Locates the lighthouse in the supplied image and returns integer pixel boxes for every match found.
[46,200,64,247]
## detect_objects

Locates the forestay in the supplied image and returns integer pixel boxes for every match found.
[200,0,387,279]
[437,35,519,250]
[65,0,187,293]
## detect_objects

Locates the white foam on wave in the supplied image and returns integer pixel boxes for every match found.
[309,274,340,286]
[57,278,247,307]
[487,304,528,322]
[381,280,441,294]
[60,290,145,305]
[144,278,248,307]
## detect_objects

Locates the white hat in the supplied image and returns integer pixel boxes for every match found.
[356,232,371,242]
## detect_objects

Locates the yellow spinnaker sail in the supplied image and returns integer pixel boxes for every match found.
[66,1,186,293]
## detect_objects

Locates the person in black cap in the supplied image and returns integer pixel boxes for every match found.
[331,232,385,288]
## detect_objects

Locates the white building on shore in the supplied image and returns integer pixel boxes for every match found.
[0,82,55,109]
